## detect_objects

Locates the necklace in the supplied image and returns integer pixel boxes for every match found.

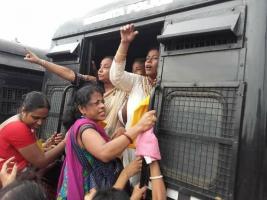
[142,76,154,96]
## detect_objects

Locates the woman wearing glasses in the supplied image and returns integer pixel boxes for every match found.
[57,83,156,200]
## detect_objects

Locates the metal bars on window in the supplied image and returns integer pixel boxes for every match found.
[157,86,243,199]
[39,86,74,139]
[0,87,28,122]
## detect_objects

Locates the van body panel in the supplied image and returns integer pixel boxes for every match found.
[161,50,240,83]
[0,39,45,123]
[234,0,267,199]
[39,0,267,199]
[53,0,232,40]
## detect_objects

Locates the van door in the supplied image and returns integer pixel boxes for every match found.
[154,2,246,199]
[40,39,82,138]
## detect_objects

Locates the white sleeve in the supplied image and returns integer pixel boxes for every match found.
[109,60,139,92]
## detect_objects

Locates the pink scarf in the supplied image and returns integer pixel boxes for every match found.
[57,118,109,200]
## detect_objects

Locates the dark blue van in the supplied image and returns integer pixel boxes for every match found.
[42,1,267,199]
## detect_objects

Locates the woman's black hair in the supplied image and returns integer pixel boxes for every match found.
[102,56,114,61]
[62,82,104,129]
[147,46,159,53]
[20,91,50,112]
[0,180,47,200]
[93,188,130,200]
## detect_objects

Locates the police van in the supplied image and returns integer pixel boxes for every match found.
[0,39,45,123]
[42,0,267,199]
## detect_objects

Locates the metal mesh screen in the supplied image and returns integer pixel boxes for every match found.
[0,87,28,122]
[158,87,240,199]
[39,86,73,139]
[165,32,237,52]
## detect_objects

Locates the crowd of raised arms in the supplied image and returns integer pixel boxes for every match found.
[0,24,166,200]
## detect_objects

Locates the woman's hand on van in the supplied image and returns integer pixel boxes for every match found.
[130,184,147,200]
[135,110,157,133]
[123,156,142,179]
[42,132,64,152]
[54,133,64,144]
[113,156,142,190]
[120,24,138,44]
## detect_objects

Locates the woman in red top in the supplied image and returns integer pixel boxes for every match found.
[0,91,65,172]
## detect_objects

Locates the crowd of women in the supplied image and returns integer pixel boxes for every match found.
[0,24,166,200]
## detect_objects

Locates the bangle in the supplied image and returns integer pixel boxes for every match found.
[39,59,46,66]
[122,133,133,144]
[150,175,163,180]
[116,51,127,56]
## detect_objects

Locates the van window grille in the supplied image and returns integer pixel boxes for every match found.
[0,87,28,117]
[40,87,63,139]
[0,102,18,115]
[164,32,237,51]
[0,87,29,123]
[158,87,240,199]
[39,86,73,139]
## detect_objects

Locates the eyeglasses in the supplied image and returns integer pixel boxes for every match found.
[87,99,105,107]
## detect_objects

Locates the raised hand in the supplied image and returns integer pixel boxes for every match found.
[120,24,138,44]
[24,50,42,64]
[0,157,17,188]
